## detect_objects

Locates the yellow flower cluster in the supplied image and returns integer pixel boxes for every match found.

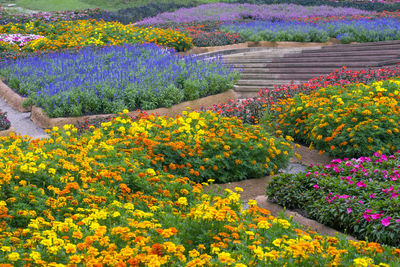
[268,78,400,157]
[0,20,193,52]
[0,111,398,265]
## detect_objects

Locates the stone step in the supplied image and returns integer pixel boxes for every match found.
[223,59,274,64]
[236,78,293,85]
[237,62,376,69]
[306,44,400,53]
[273,55,395,63]
[286,50,400,57]
[317,41,400,51]
[234,82,297,90]
[236,79,308,86]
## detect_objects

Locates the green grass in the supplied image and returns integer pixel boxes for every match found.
[14,0,94,11]
[11,0,225,12]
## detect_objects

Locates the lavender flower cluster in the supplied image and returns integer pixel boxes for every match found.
[137,3,373,24]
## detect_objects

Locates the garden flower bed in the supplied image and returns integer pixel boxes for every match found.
[222,18,400,43]
[264,78,400,158]
[0,7,104,25]
[0,43,238,118]
[267,151,400,246]
[202,65,400,125]
[136,3,372,24]
[0,111,399,265]
[0,19,193,52]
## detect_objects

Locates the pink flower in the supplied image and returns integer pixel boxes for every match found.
[356,181,367,188]
[381,217,391,226]
[369,193,375,198]
[313,184,319,189]
[371,213,382,220]
[346,208,352,214]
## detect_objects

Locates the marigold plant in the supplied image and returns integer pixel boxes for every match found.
[265,78,400,158]
[0,111,398,265]
[0,20,193,52]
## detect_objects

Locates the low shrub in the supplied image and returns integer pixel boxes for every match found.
[0,110,10,131]
[267,151,400,246]
[0,43,239,118]
[264,78,400,158]
[0,112,398,265]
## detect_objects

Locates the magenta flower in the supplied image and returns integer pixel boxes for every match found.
[313,184,319,189]
[371,213,382,220]
[356,181,367,188]
[381,217,391,226]
[347,208,352,214]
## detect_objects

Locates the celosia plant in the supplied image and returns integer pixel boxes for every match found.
[0,111,398,265]
[264,78,400,158]
[267,151,400,246]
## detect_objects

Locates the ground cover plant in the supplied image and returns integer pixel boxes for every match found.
[0,43,239,117]
[136,3,372,24]
[0,110,399,265]
[0,110,10,131]
[0,19,193,52]
[264,78,400,158]
[267,151,400,246]
[222,18,400,43]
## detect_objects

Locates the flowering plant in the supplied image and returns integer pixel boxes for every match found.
[265,78,400,158]
[267,151,400,246]
[0,33,44,48]
[0,110,10,131]
[0,20,193,52]
[0,112,398,265]
[0,43,238,118]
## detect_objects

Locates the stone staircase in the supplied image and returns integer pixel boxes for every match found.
[221,40,400,98]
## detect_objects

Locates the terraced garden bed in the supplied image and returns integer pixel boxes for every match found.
[0,1,400,265]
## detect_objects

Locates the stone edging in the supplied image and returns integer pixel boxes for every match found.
[30,89,238,129]
[0,80,30,112]
[0,127,15,137]
[182,38,341,55]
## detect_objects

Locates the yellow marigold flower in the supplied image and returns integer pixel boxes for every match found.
[177,197,188,206]
[218,252,235,264]
[234,187,243,192]
[189,249,200,257]
[353,257,373,267]
[8,252,20,261]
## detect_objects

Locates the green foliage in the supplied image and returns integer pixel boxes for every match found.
[267,152,400,246]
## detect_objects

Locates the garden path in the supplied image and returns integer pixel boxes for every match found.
[0,96,48,139]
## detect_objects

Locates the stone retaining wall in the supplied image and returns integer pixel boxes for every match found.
[181,38,341,55]
[0,127,15,137]
[30,90,238,129]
